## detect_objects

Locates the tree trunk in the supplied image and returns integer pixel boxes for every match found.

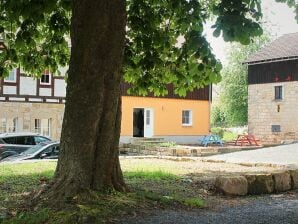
[42,0,127,202]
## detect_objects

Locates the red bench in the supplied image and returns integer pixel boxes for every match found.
[230,134,261,146]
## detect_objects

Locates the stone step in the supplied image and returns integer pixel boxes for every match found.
[131,137,166,144]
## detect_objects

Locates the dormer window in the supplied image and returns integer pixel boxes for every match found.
[41,70,51,85]
[4,68,17,82]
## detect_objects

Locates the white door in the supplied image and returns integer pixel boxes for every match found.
[144,108,154,137]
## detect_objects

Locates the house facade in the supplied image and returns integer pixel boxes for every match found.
[0,68,66,139]
[246,33,298,143]
[0,68,211,144]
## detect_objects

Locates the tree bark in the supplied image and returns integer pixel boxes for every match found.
[42,0,127,202]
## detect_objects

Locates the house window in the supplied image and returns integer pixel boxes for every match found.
[4,68,17,82]
[182,110,192,126]
[34,119,41,134]
[34,118,52,137]
[44,118,52,137]
[0,118,18,133]
[40,70,51,85]
[0,118,7,133]
[274,86,283,100]
[272,125,281,133]
[12,117,18,132]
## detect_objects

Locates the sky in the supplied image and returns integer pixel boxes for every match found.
[205,0,298,65]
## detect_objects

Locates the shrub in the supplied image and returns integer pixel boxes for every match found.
[211,127,224,138]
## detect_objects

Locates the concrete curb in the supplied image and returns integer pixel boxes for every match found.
[120,145,263,157]
[215,169,298,196]
[201,158,289,169]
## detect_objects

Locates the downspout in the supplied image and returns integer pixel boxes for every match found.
[209,84,212,133]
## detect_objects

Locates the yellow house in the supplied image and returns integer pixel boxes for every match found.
[120,84,211,144]
[0,69,211,144]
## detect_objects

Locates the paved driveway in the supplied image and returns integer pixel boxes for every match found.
[204,143,298,167]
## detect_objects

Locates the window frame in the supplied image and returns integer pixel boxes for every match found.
[40,70,52,85]
[34,119,41,134]
[12,117,18,132]
[182,110,193,126]
[274,85,283,100]
[0,118,7,133]
[4,68,17,83]
[33,119,52,137]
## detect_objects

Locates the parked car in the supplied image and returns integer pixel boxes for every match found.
[0,141,60,162]
[0,133,51,155]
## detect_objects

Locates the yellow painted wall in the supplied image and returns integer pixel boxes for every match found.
[121,96,210,136]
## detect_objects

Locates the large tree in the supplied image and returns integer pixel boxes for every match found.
[0,0,297,204]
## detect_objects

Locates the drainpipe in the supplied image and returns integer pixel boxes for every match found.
[208,84,212,133]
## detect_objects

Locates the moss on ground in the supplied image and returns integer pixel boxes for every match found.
[0,161,206,224]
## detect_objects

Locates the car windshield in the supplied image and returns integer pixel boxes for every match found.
[21,144,47,155]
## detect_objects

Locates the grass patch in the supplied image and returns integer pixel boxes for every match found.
[0,162,56,211]
[0,161,56,181]
[1,161,205,223]
[158,141,177,148]
[2,209,52,224]
[4,191,205,224]
[183,198,205,208]
[125,170,178,181]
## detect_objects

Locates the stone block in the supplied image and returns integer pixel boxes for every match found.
[289,170,298,189]
[273,172,292,192]
[215,176,248,196]
[175,149,189,157]
[191,149,198,156]
[245,174,274,195]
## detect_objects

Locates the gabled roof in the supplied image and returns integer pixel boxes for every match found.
[245,32,298,65]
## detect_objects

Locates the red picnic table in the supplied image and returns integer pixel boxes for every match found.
[234,134,260,146]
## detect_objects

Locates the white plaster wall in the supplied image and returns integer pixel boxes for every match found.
[19,77,36,95]
[54,79,66,97]
[57,66,68,76]
[3,86,17,95]
[39,88,52,96]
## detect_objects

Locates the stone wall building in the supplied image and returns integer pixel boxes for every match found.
[245,33,298,144]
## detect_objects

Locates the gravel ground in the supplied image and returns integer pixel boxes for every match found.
[120,157,284,176]
[120,192,298,224]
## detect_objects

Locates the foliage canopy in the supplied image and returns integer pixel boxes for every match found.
[0,0,297,95]
[213,34,270,126]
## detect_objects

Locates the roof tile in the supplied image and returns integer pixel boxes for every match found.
[245,32,298,64]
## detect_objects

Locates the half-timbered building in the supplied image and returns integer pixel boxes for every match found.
[0,69,211,143]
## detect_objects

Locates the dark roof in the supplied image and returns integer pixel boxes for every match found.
[245,32,298,64]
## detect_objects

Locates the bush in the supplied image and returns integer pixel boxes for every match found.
[211,106,226,127]
[211,127,224,138]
